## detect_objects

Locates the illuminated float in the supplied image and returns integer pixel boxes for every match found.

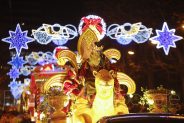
[29,15,136,123]
[2,14,182,123]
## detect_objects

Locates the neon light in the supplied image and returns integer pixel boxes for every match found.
[2,24,34,56]
[8,55,26,69]
[7,67,20,80]
[149,22,183,55]
[107,22,152,45]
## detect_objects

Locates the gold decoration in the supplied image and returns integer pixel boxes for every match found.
[56,49,78,71]
[117,22,141,36]
[77,27,99,61]
[73,69,130,123]
[48,95,68,123]
[117,72,136,94]
[103,48,121,61]
[43,73,66,93]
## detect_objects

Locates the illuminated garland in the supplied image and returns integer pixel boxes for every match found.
[20,65,35,76]
[106,22,152,45]
[25,51,56,66]
[32,24,78,45]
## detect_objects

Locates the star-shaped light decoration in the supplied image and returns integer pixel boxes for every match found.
[2,24,34,56]
[8,80,22,90]
[8,55,26,69]
[149,22,183,55]
[8,80,23,99]
[7,67,20,80]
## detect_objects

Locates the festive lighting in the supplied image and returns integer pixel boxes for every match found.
[7,67,20,80]
[53,46,69,59]
[32,28,52,45]
[20,65,35,76]
[149,22,183,55]
[150,40,158,44]
[25,51,56,66]
[8,80,23,99]
[2,24,34,56]
[147,99,154,105]
[24,78,31,86]
[129,94,134,98]
[107,22,152,45]
[78,15,106,40]
[8,55,26,69]
[32,23,78,45]
[43,74,66,93]
[8,80,21,90]
[25,52,38,65]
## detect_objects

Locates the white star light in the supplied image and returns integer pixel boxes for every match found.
[150,22,183,55]
[2,24,34,56]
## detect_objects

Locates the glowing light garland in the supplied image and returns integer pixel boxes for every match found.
[7,67,20,80]
[78,15,106,40]
[149,22,183,55]
[8,55,26,69]
[20,65,35,76]
[32,24,78,45]
[106,22,152,45]
[25,51,56,66]
[2,24,34,56]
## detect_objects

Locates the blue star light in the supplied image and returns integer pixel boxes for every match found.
[8,55,26,69]
[7,67,20,80]
[8,80,23,99]
[2,24,34,56]
[150,22,183,55]
[8,80,21,90]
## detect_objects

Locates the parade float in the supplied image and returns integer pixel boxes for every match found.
[1,15,183,123]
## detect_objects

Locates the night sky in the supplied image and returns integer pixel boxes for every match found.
[0,0,184,100]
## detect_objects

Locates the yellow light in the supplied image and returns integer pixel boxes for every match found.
[151,40,158,44]
[128,51,134,55]
[40,112,45,120]
[147,99,154,105]
[66,116,72,123]
[129,94,133,98]
[171,90,176,95]
[34,112,38,117]
[182,25,184,29]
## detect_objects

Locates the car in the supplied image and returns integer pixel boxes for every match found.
[97,113,184,123]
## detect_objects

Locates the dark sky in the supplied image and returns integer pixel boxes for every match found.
[0,0,184,99]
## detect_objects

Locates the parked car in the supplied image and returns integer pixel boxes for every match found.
[98,113,184,123]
